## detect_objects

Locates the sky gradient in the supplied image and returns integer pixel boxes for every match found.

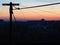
[0,0,60,21]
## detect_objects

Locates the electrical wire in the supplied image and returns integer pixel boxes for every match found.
[18,3,60,16]
[14,6,60,16]
[12,13,16,21]
[12,2,60,21]
[20,2,60,9]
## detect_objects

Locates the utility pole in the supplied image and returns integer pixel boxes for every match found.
[2,1,60,44]
[2,2,19,44]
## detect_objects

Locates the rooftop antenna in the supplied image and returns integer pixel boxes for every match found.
[2,2,20,44]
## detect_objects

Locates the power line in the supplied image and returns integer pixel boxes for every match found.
[19,2,60,16]
[12,13,16,21]
[20,2,60,9]
[11,2,60,21]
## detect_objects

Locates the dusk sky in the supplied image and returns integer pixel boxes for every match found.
[0,0,60,21]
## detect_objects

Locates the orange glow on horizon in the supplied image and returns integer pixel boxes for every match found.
[0,7,60,21]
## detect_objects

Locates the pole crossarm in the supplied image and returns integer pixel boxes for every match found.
[2,2,19,6]
[2,4,19,6]
[20,2,60,9]
[2,3,10,6]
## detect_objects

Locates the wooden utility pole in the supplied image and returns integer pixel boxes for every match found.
[2,2,19,44]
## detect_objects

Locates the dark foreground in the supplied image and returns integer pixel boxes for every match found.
[0,20,60,44]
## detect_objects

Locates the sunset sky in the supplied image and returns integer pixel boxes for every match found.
[0,0,60,21]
